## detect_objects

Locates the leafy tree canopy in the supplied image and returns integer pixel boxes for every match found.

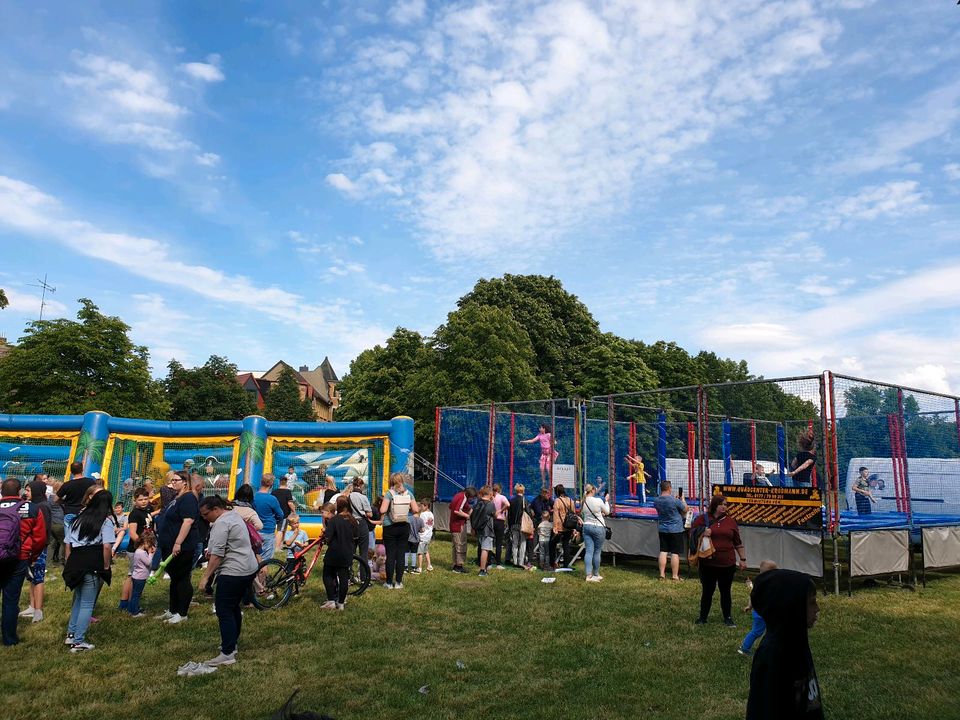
[263,365,316,422]
[0,288,8,309]
[458,274,600,396]
[165,355,256,421]
[0,298,168,418]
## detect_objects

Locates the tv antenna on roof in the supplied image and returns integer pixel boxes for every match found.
[27,274,56,321]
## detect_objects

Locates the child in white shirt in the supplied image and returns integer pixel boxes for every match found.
[417,498,435,572]
[282,514,309,571]
[537,511,553,570]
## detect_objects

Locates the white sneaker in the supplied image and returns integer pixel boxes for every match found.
[64,633,75,645]
[31,609,43,623]
[204,651,237,667]
[319,601,337,609]
[335,603,345,611]
[70,641,95,653]
[383,583,394,589]
[165,613,188,624]
[156,610,174,620]
[394,582,403,590]
[496,565,506,570]
[19,607,34,618]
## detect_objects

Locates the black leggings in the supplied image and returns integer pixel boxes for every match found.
[383,522,408,585]
[166,551,195,616]
[549,530,573,567]
[698,564,737,621]
[322,563,349,604]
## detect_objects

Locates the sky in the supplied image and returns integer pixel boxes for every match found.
[1,1,959,394]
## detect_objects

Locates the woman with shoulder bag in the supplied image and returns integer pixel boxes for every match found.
[379,473,419,590]
[549,485,577,569]
[581,484,611,582]
[197,495,259,666]
[507,484,534,569]
[691,494,746,626]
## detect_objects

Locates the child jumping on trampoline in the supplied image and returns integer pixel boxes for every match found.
[521,424,559,487]
[738,559,778,657]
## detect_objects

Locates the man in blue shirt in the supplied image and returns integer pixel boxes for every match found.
[652,480,687,581]
[253,474,284,562]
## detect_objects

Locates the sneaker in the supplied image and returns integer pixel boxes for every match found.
[737,648,752,657]
[165,613,188,625]
[70,641,95,653]
[31,609,43,623]
[156,610,174,620]
[426,566,434,571]
[64,633,75,645]
[320,601,337,609]
[394,582,403,589]
[595,575,603,581]
[723,618,737,628]
[496,565,506,570]
[204,651,237,667]
[383,583,394,589]
[452,566,467,574]
[130,612,146,618]
[18,607,35,618]
[410,568,421,574]
[478,570,488,577]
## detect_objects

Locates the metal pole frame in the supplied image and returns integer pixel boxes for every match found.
[749,420,757,478]
[509,412,515,496]
[686,421,696,499]
[608,395,616,514]
[550,400,557,494]
[433,406,441,500]
[897,388,914,528]
[486,402,496,488]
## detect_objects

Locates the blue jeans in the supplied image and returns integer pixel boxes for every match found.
[67,572,99,643]
[582,524,606,577]
[259,532,277,562]
[215,573,255,655]
[0,559,29,645]
[128,579,146,615]
[741,610,766,652]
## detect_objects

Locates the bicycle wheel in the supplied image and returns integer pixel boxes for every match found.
[348,554,370,596]
[252,559,294,610]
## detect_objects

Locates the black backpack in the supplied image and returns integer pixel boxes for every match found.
[470,500,488,534]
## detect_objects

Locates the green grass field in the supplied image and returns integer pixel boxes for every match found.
[3,538,959,720]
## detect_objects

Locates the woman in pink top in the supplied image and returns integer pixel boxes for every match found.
[521,424,559,487]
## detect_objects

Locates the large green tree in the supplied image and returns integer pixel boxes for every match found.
[164,355,255,420]
[457,274,600,396]
[0,298,168,417]
[0,288,8,309]
[335,328,441,455]
[263,365,316,422]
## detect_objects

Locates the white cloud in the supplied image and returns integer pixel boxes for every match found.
[945,163,960,181]
[0,175,390,362]
[698,261,960,393]
[326,1,841,261]
[55,50,225,188]
[832,79,960,174]
[195,152,221,167]
[825,180,927,228]
[326,173,358,194]
[390,0,427,26]
[179,60,225,83]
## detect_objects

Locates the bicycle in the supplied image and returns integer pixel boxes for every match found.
[252,533,370,610]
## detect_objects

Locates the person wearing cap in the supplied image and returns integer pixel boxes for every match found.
[852,466,877,515]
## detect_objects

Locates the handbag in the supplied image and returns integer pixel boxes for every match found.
[519,499,535,537]
[687,519,715,566]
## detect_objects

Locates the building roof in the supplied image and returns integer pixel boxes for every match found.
[242,359,339,407]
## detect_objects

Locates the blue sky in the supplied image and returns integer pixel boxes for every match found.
[1,1,959,393]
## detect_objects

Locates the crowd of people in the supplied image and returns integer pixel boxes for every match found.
[0,463,824,717]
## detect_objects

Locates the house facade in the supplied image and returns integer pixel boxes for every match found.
[237,357,340,421]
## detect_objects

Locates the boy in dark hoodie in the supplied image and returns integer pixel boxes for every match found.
[746,569,823,720]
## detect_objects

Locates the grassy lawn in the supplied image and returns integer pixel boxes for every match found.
[4,537,959,720]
